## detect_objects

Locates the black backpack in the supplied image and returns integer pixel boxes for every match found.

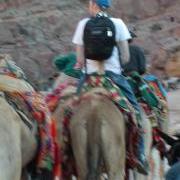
[83,15,116,61]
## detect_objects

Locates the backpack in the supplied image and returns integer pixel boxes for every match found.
[83,15,116,61]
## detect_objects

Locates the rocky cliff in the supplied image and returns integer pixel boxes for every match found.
[0,0,179,89]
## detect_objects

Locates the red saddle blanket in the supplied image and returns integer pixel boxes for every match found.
[7,91,62,179]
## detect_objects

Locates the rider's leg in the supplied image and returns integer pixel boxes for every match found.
[106,70,149,175]
[106,71,140,112]
[76,73,86,95]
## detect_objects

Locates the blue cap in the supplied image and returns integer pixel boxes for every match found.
[96,0,111,8]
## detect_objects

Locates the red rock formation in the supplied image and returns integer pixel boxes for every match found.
[0,0,179,88]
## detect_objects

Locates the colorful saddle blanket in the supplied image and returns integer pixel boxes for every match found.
[127,72,168,128]
[5,92,61,179]
[143,74,167,100]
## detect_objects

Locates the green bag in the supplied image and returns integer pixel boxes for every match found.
[53,52,82,79]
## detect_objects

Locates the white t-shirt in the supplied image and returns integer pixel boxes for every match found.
[72,17,131,75]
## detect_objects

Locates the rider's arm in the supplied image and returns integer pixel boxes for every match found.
[118,40,130,64]
[75,45,84,69]
[137,47,146,74]
[115,18,131,64]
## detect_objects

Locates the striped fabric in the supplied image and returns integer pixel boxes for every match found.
[82,74,134,113]
[8,91,62,179]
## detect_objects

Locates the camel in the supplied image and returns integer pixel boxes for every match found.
[54,88,163,180]
[54,92,126,180]
[0,94,37,180]
[0,54,37,180]
[54,87,167,180]
[51,71,126,179]
[52,72,152,180]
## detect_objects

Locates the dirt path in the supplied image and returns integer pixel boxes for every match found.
[167,89,180,135]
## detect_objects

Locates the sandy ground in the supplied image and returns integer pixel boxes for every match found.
[167,89,180,135]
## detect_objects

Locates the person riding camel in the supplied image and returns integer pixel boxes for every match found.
[72,0,149,175]
[123,31,168,132]
[124,30,167,99]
